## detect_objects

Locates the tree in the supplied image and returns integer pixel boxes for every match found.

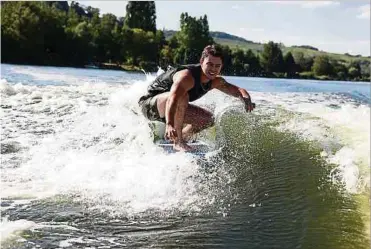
[283,52,297,77]
[154,30,166,64]
[85,6,100,20]
[95,13,118,62]
[231,48,246,75]
[125,28,157,66]
[46,1,69,12]
[347,61,362,79]
[70,1,86,17]
[331,60,348,80]
[1,2,67,65]
[245,49,261,76]
[174,13,214,64]
[125,1,156,32]
[293,52,314,72]
[312,55,334,76]
[260,41,284,73]
[217,44,233,75]
[159,45,174,67]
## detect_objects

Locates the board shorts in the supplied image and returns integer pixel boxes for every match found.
[138,95,166,123]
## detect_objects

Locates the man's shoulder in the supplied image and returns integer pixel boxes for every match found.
[211,76,226,88]
[173,69,194,82]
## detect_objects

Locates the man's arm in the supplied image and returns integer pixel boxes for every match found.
[211,76,255,112]
[166,70,194,126]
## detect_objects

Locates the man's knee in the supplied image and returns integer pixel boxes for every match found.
[197,112,214,129]
[205,113,215,128]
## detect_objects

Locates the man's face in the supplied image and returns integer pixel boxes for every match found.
[201,55,223,80]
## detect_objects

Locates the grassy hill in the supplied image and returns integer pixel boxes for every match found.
[163,30,371,63]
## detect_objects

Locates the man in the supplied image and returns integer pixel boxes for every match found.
[138,45,255,151]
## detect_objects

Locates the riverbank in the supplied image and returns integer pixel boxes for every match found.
[2,62,370,83]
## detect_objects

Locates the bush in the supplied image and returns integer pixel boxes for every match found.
[139,61,157,72]
[299,71,315,79]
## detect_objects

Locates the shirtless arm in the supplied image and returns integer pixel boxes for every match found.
[211,76,255,112]
[165,70,194,140]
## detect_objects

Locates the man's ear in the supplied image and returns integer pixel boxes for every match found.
[200,58,204,64]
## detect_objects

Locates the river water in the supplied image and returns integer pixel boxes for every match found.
[1,64,370,248]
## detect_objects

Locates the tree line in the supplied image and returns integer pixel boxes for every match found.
[1,1,369,82]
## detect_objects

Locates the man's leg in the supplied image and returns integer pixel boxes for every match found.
[155,92,214,142]
[155,92,192,150]
[182,105,214,141]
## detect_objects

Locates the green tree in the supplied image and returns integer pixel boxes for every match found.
[46,1,69,12]
[347,61,362,80]
[70,1,86,17]
[168,35,179,49]
[329,60,348,80]
[175,13,214,64]
[1,2,67,65]
[85,6,100,20]
[229,48,261,76]
[284,52,297,77]
[159,45,174,67]
[231,48,246,75]
[293,52,314,72]
[96,13,118,62]
[217,44,233,75]
[125,28,157,67]
[312,55,334,76]
[125,1,156,32]
[64,7,93,65]
[245,49,261,76]
[260,41,284,73]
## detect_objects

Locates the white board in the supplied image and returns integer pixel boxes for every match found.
[156,140,210,156]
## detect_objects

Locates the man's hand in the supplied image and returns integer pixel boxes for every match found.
[240,96,255,112]
[165,123,177,141]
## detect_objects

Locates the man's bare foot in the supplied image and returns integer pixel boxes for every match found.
[173,141,193,152]
[182,133,195,143]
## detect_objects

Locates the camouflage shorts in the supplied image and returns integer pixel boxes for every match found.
[138,95,166,123]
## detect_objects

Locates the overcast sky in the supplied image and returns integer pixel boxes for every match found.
[79,1,370,56]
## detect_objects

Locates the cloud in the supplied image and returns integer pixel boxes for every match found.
[357,4,370,19]
[239,27,264,32]
[286,35,302,42]
[300,1,340,8]
[263,1,303,6]
[231,4,241,10]
[264,1,340,9]
[355,40,370,45]
[251,28,265,32]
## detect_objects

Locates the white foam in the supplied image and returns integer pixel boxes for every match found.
[59,237,84,248]
[1,72,216,217]
[255,92,370,193]
[0,79,17,96]
[0,217,36,243]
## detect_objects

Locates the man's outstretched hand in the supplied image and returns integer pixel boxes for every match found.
[241,96,255,112]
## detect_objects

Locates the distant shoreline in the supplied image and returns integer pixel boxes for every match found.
[2,62,370,83]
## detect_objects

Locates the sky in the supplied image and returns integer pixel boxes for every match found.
[79,1,370,56]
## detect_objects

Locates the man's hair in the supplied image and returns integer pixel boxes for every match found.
[200,44,223,63]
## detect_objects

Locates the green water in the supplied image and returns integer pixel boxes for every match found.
[2,111,369,249]
[215,111,369,249]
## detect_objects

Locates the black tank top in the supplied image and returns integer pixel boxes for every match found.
[140,64,212,102]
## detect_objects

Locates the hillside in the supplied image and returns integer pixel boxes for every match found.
[163,30,371,63]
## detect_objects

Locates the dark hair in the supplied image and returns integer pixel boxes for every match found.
[200,44,223,62]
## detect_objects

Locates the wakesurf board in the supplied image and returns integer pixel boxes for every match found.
[156,139,210,157]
